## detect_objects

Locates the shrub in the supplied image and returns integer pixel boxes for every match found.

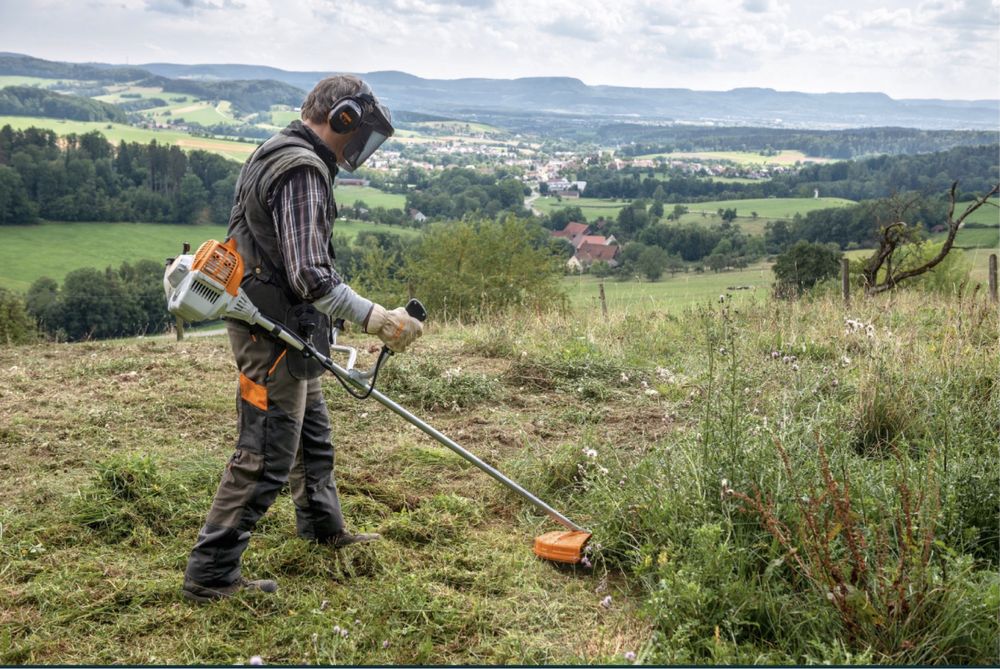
[0,288,37,345]
[773,241,842,295]
[404,216,567,321]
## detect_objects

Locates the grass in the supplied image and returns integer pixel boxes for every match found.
[681,197,855,219]
[563,264,772,313]
[0,220,417,292]
[534,196,628,219]
[1,287,997,664]
[0,76,71,88]
[537,195,857,236]
[336,185,408,210]
[633,150,835,166]
[0,116,257,161]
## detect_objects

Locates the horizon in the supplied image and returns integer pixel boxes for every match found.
[7,50,1000,104]
[1,0,998,102]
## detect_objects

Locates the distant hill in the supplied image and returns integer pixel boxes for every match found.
[0,54,303,115]
[135,62,999,131]
[1,52,997,130]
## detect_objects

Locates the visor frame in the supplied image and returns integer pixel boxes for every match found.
[337,91,394,172]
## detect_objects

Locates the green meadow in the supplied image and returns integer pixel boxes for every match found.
[563,264,772,313]
[0,220,417,292]
[336,185,408,210]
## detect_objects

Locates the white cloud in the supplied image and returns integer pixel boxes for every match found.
[0,0,995,99]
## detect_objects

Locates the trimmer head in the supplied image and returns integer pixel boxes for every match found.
[533,530,592,564]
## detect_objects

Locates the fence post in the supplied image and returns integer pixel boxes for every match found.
[175,317,185,341]
[598,282,608,320]
[841,258,850,304]
[989,254,998,304]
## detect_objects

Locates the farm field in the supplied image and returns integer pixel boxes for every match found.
[634,149,835,166]
[536,195,858,235]
[336,185,408,210]
[0,116,257,161]
[533,196,628,219]
[0,221,416,291]
[563,263,772,313]
[0,76,70,87]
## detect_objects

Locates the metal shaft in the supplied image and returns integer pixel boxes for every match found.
[252,312,587,533]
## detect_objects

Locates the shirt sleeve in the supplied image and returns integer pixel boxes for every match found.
[272,167,374,325]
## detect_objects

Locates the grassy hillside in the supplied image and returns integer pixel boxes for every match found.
[0,221,417,291]
[564,263,772,312]
[535,196,857,235]
[0,115,256,161]
[1,292,996,664]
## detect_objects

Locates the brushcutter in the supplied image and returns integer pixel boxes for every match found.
[164,239,591,564]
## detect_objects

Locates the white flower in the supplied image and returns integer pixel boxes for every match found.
[644,388,659,396]
[600,595,612,609]
[625,651,637,662]
[791,363,799,372]
[620,372,630,383]
[583,448,598,459]
[249,657,264,666]
[841,355,851,365]
[442,367,462,380]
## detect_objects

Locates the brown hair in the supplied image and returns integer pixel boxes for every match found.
[300,74,365,124]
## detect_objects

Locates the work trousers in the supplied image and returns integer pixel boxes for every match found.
[184,322,345,587]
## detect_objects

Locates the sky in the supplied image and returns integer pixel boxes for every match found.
[1,0,998,100]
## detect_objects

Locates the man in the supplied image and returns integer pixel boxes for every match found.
[182,75,422,602]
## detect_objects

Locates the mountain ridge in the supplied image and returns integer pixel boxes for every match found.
[1,53,997,130]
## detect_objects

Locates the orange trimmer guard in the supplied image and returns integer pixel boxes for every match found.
[533,530,592,564]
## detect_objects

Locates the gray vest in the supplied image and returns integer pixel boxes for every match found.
[226,129,334,378]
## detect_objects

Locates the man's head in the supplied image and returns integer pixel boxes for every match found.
[300,75,394,172]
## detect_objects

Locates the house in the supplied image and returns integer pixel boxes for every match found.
[551,221,591,244]
[546,178,572,192]
[409,209,428,223]
[567,242,621,272]
[573,234,616,250]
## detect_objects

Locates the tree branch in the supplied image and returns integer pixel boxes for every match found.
[869,181,1000,295]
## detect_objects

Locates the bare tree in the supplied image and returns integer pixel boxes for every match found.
[862,181,1000,295]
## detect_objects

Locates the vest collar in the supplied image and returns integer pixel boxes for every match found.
[282,121,339,177]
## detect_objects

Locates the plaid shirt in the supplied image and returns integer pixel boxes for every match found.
[272,166,341,302]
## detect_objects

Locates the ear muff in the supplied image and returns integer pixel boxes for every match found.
[328,97,364,134]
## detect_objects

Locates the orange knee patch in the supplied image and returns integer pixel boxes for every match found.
[239,373,267,411]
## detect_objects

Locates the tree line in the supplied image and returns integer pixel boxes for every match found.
[0,125,240,225]
[611,126,998,160]
[0,86,128,123]
[576,143,999,203]
[403,167,529,220]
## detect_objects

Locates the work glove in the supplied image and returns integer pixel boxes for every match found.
[365,304,423,353]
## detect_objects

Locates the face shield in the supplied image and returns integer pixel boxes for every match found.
[338,93,394,172]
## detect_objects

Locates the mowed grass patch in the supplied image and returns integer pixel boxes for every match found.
[0,116,256,161]
[0,331,648,665]
[563,263,772,313]
[0,220,417,291]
